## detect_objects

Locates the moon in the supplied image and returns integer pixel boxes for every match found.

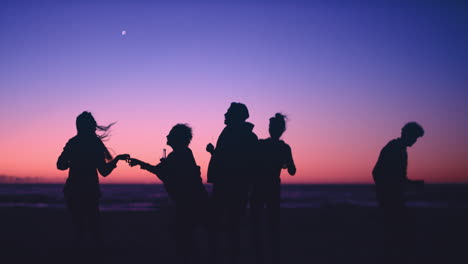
[121,30,127,36]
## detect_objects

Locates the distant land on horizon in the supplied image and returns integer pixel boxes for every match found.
[0,175,54,184]
[0,174,466,185]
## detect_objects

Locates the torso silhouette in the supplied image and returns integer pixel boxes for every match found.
[207,122,258,186]
[373,138,408,188]
[57,135,112,199]
[257,138,293,184]
[148,147,206,205]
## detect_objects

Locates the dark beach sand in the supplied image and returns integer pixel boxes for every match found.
[1,207,466,264]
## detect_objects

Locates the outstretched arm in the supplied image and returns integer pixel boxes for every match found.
[129,158,159,175]
[129,158,167,181]
[99,154,130,177]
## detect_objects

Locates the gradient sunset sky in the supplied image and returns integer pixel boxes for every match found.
[1,0,467,184]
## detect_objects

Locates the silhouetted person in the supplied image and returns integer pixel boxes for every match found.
[206,102,258,264]
[57,111,129,246]
[372,122,424,262]
[129,124,209,264]
[250,113,296,264]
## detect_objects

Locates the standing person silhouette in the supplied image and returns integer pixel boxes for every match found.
[56,111,129,246]
[372,122,424,261]
[129,124,209,264]
[206,102,258,264]
[250,113,296,264]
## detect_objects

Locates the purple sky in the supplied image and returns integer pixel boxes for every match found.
[0,0,467,183]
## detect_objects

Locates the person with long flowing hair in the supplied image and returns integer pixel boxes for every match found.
[57,111,129,246]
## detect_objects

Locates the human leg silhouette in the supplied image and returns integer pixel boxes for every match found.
[266,183,281,264]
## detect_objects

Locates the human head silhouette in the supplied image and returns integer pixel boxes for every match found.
[76,111,98,136]
[401,122,424,147]
[269,113,286,140]
[76,111,113,139]
[224,102,249,126]
[167,124,193,149]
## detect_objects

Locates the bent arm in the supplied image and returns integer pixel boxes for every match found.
[98,158,118,177]
[286,146,296,176]
[56,152,70,170]
[57,145,71,170]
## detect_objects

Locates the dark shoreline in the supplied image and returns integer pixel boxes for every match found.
[1,206,467,264]
[1,183,468,185]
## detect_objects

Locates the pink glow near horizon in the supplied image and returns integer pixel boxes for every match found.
[1,95,467,184]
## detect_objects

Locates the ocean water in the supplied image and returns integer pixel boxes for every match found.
[0,184,467,211]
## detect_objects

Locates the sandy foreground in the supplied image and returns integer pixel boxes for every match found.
[0,206,467,264]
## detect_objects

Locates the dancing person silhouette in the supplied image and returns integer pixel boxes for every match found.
[57,111,129,246]
[372,122,425,262]
[250,113,296,264]
[129,124,209,264]
[206,102,258,264]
